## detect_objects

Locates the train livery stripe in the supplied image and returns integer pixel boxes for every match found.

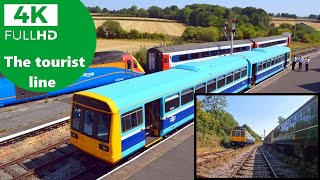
[160,105,194,130]
[121,127,145,140]
[121,130,145,152]
[256,63,284,83]
[276,124,318,138]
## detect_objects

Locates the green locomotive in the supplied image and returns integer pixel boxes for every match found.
[264,96,318,161]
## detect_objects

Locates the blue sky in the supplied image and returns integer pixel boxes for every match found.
[81,0,319,17]
[197,95,314,139]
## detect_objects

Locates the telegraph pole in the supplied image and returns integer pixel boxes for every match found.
[294,16,297,39]
[263,130,266,139]
[224,18,237,55]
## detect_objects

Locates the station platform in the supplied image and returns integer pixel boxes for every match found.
[248,53,320,93]
[99,123,194,180]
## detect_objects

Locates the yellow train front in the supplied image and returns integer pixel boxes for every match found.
[230,127,255,147]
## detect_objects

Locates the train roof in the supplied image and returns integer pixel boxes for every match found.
[84,56,248,111]
[250,35,287,42]
[91,51,127,65]
[240,46,290,64]
[151,40,252,53]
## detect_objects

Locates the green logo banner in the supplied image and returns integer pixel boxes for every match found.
[0,0,96,92]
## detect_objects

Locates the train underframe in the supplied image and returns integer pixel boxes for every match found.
[269,143,318,162]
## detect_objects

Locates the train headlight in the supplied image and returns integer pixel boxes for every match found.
[99,144,109,152]
[71,132,78,139]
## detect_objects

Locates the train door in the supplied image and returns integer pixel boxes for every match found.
[144,98,161,147]
[162,54,170,71]
[148,52,156,72]
[250,64,257,86]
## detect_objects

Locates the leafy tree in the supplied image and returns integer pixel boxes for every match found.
[308,14,318,19]
[137,8,149,17]
[148,6,163,18]
[97,20,123,39]
[279,23,292,29]
[268,27,280,36]
[278,116,286,124]
[318,15,320,21]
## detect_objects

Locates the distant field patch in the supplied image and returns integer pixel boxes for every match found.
[271,17,320,31]
[94,18,186,36]
[96,39,161,53]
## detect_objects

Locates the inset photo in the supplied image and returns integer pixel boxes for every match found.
[196,95,318,178]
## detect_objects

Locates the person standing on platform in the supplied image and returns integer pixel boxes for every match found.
[292,55,297,70]
[299,56,303,70]
[305,57,310,71]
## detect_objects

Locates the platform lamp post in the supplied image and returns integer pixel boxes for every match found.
[224,18,237,55]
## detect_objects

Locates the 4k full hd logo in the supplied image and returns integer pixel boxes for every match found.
[4,4,58,26]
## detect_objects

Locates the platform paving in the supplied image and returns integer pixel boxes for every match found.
[101,123,194,180]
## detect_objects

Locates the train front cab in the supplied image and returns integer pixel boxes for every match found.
[230,130,246,147]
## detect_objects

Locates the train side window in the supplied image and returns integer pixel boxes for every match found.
[84,110,95,136]
[97,114,111,142]
[165,93,180,113]
[241,131,244,137]
[220,49,227,55]
[202,51,210,58]
[300,111,303,118]
[121,108,143,132]
[232,131,235,136]
[296,114,299,122]
[180,54,189,61]
[271,59,275,66]
[217,75,225,89]
[234,70,241,80]
[267,60,271,67]
[71,106,82,131]
[282,55,285,61]
[181,88,194,105]
[191,53,199,59]
[241,67,247,77]
[207,79,216,92]
[226,72,233,85]
[262,62,267,69]
[307,106,311,114]
[275,58,279,64]
[195,83,206,93]
[211,50,217,56]
[258,63,262,71]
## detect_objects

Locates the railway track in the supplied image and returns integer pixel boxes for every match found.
[229,145,277,178]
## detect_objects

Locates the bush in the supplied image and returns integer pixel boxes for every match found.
[132,46,147,68]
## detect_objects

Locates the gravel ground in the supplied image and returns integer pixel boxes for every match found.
[42,157,83,180]
[262,147,300,178]
[0,124,69,165]
[0,169,13,180]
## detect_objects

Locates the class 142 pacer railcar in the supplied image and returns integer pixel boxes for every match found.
[264,96,318,161]
[69,46,289,164]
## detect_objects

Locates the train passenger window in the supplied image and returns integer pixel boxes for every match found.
[306,106,311,115]
[267,60,271,67]
[234,70,241,81]
[241,131,244,137]
[195,83,206,93]
[202,51,210,58]
[217,76,225,89]
[191,53,199,59]
[241,67,247,77]
[71,106,82,131]
[84,110,94,136]
[271,59,275,66]
[226,73,233,85]
[180,54,189,61]
[207,79,216,92]
[97,114,111,142]
[258,63,262,71]
[181,88,194,105]
[282,55,285,61]
[165,94,180,113]
[234,48,241,53]
[121,108,143,132]
[275,58,279,64]
[300,111,303,118]
[262,62,267,69]
[220,49,227,55]
[211,50,217,56]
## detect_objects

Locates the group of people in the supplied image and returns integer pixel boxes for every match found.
[292,55,310,71]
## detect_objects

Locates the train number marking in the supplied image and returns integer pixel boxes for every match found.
[115,78,124,82]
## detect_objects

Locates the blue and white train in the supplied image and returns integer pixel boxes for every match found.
[69,46,290,164]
